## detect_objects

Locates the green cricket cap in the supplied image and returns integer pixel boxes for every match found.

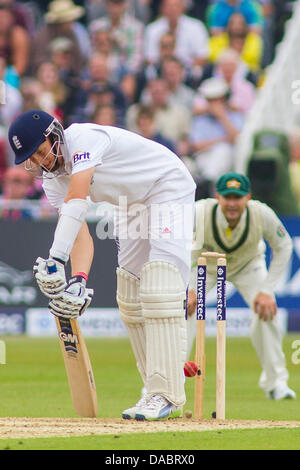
[216,172,251,197]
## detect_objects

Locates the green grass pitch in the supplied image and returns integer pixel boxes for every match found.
[0,334,299,450]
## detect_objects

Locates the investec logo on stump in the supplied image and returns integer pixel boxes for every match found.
[197,266,206,320]
[216,266,226,321]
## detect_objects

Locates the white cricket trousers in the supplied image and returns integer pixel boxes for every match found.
[114,191,195,288]
[187,255,289,393]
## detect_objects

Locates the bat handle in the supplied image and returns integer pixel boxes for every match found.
[46,260,57,274]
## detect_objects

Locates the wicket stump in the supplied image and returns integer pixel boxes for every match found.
[194,252,227,420]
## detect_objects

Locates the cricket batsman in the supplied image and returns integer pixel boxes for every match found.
[187,172,296,400]
[8,110,196,420]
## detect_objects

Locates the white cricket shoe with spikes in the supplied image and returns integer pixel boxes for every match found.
[122,395,148,420]
[266,384,296,400]
[135,394,181,421]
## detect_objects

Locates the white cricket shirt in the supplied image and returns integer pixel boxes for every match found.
[43,123,195,209]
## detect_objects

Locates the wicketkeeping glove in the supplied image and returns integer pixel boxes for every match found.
[33,257,66,299]
[48,275,94,319]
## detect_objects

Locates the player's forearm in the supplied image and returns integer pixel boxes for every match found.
[49,199,89,262]
[70,222,94,277]
[261,204,293,293]
[261,240,293,294]
[50,169,95,263]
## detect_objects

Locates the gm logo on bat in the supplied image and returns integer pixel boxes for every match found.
[59,332,79,344]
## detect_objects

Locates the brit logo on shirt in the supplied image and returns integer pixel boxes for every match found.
[72,151,91,165]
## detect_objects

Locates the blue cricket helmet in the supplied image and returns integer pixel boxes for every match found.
[8,110,60,165]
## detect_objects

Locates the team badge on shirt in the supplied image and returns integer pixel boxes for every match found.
[72,151,91,165]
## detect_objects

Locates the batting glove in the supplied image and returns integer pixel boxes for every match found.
[48,275,94,319]
[33,257,66,299]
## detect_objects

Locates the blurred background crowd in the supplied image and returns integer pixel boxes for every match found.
[0,0,299,220]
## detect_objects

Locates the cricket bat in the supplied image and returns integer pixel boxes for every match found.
[47,261,98,418]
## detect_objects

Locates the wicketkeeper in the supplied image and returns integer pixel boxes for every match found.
[8,110,195,420]
[187,172,296,400]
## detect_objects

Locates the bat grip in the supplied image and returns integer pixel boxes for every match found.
[46,260,57,274]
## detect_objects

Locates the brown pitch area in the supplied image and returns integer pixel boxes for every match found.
[0,418,300,439]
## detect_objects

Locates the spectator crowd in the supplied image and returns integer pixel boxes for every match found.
[0,0,299,217]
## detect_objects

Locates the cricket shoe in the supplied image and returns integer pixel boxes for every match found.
[135,394,181,421]
[122,395,148,420]
[267,384,296,400]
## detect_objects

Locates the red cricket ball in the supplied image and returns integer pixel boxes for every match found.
[184,361,198,377]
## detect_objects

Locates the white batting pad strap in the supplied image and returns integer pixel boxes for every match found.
[116,268,142,321]
[140,260,186,319]
[49,198,89,262]
[140,260,187,405]
[116,268,146,384]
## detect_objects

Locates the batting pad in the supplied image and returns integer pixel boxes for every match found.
[140,260,187,406]
[116,268,146,384]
